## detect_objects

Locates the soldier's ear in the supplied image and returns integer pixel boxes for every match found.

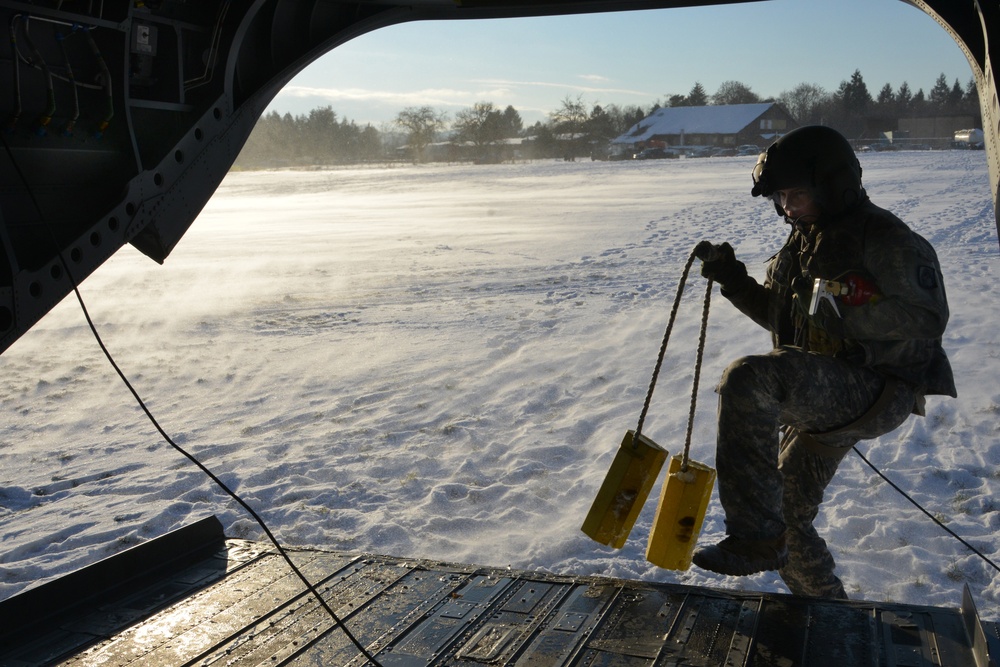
[917,266,939,290]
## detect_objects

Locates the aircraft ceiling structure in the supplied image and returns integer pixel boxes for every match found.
[0,0,996,357]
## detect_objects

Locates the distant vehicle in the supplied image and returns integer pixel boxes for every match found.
[633,148,671,160]
[592,147,630,161]
[953,128,985,150]
[711,148,737,157]
[685,146,714,158]
[857,143,902,152]
[857,141,900,153]
[736,144,761,156]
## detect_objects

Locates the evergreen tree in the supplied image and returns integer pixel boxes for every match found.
[357,124,382,162]
[929,73,951,110]
[236,62,981,170]
[838,70,872,117]
[235,108,388,168]
[965,78,979,106]
[686,82,709,106]
[876,83,894,106]
[948,78,965,109]
[597,103,644,137]
[525,122,558,158]
[896,82,913,116]
[501,105,523,137]
[586,104,618,142]
[622,105,647,130]
[306,106,338,163]
[666,94,687,107]
[874,83,896,119]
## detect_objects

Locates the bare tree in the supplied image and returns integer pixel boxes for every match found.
[549,95,591,158]
[712,81,760,105]
[453,101,506,161]
[395,106,448,162]
[549,95,589,135]
[777,83,828,123]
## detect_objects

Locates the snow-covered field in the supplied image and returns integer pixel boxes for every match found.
[2,150,1000,619]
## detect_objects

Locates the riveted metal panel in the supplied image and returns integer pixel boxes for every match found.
[1,534,994,666]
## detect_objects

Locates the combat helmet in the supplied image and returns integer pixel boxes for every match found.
[750,125,865,218]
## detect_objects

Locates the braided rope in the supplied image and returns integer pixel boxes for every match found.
[634,247,713,472]
[682,277,713,471]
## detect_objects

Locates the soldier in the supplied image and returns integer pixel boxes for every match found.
[691,125,956,599]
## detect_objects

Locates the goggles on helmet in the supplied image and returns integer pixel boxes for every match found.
[750,152,768,197]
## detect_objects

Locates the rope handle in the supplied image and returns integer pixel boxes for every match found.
[682,277,713,470]
[634,246,713,472]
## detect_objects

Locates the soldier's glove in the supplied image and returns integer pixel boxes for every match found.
[694,241,748,292]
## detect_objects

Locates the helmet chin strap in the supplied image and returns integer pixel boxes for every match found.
[786,213,821,231]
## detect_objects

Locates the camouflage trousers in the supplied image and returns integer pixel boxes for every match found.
[714,346,917,599]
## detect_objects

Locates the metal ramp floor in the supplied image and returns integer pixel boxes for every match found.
[1,516,997,666]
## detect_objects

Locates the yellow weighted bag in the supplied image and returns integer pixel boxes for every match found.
[645,454,716,570]
[582,248,715,554]
[580,430,668,549]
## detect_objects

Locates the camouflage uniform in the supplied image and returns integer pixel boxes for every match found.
[713,198,957,598]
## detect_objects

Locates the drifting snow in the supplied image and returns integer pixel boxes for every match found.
[2,151,999,618]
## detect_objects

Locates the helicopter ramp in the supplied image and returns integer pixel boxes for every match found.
[1,516,997,667]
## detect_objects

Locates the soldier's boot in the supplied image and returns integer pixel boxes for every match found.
[692,534,789,576]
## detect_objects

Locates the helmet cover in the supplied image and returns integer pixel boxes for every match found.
[751,125,864,217]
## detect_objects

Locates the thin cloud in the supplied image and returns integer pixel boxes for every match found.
[279,85,513,109]
[474,78,653,98]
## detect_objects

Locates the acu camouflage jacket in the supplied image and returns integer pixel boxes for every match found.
[722,199,957,400]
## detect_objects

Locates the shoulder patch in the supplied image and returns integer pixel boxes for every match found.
[918,265,939,289]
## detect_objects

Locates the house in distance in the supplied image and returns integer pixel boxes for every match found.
[611,102,799,158]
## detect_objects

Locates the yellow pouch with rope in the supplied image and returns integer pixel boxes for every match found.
[645,454,716,570]
[581,430,668,549]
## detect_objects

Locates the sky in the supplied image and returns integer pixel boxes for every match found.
[264,0,976,128]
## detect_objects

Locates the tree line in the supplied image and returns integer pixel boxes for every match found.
[233,70,980,168]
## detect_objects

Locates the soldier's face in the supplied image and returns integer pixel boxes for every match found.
[775,187,820,221]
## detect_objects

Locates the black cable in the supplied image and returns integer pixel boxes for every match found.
[68,283,383,664]
[0,135,383,666]
[853,445,1000,574]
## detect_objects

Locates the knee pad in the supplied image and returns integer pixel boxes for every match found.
[718,357,760,397]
